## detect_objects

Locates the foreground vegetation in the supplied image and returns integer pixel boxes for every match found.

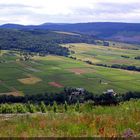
[0,100,140,137]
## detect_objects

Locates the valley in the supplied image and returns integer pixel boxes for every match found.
[0,42,140,96]
[1,0,140,137]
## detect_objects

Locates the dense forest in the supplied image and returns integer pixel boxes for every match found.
[0,29,96,56]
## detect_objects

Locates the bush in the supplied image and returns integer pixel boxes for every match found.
[40,101,47,113]
[27,103,36,113]
[64,101,68,112]
[0,104,15,114]
[75,101,80,112]
[15,104,27,113]
[53,101,57,113]
[135,56,140,60]
[121,55,130,58]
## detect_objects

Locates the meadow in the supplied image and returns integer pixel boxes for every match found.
[0,100,140,137]
[62,43,140,66]
[0,46,140,96]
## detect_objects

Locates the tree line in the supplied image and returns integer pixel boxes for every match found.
[84,61,140,72]
[68,56,140,72]
[135,56,140,60]
[0,101,63,114]
[0,88,139,106]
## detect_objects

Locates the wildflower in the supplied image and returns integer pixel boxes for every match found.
[123,128,135,138]
[95,116,101,124]
[39,120,46,130]
[99,127,104,135]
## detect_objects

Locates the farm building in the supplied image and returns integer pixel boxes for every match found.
[103,89,117,96]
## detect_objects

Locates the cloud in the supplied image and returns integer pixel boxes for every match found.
[0,0,140,24]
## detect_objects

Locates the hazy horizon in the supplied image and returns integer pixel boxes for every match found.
[1,21,140,26]
[0,0,140,25]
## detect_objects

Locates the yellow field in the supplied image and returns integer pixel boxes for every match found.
[0,91,23,97]
[33,55,64,61]
[62,43,101,63]
[63,43,94,52]
[73,54,101,63]
[18,75,42,85]
[63,43,136,53]
[53,31,81,36]
[0,50,8,56]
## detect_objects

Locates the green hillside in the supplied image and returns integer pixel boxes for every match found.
[0,44,140,96]
[63,43,140,66]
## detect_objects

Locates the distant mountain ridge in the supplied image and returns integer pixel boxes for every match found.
[1,22,140,44]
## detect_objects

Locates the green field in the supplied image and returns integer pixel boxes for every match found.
[63,43,140,66]
[0,45,140,95]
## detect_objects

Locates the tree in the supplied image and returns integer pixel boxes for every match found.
[1,104,15,114]
[47,104,51,111]
[53,101,57,113]
[27,103,36,113]
[99,94,118,105]
[64,101,68,112]
[103,41,109,46]
[75,100,80,112]
[40,101,46,113]
[15,104,26,113]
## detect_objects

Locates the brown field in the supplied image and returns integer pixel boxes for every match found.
[18,75,42,85]
[53,31,81,36]
[111,59,131,64]
[0,91,23,97]
[68,68,96,75]
[48,82,63,88]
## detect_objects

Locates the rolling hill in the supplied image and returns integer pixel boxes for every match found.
[0,29,96,56]
[1,22,140,44]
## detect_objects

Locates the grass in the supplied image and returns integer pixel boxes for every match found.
[0,49,140,95]
[0,100,140,137]
[62,43,140,66]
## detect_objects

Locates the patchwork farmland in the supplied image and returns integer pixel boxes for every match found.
[63,43,140,66]
[0,43,140,96]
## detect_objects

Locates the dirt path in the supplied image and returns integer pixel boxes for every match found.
[48,82,63,88]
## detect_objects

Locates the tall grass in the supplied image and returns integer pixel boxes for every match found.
[0,100,140,137]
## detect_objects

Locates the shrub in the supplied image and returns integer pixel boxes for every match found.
[75,101,80,112]
[40,101,47,113]
[53,101,57,113]
[15,104,27,113]
[135,56,140,60]
[0,104,15,114]
[64,101,68,112]
[121,55,130,58]
[27,103,36,113]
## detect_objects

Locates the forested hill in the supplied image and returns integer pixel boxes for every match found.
[0,29,95,56]
[1,22,140,44]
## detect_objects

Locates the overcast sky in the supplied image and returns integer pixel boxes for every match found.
[0,0,140,25]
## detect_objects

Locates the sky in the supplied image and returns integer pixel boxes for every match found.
[0,0,140,25]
